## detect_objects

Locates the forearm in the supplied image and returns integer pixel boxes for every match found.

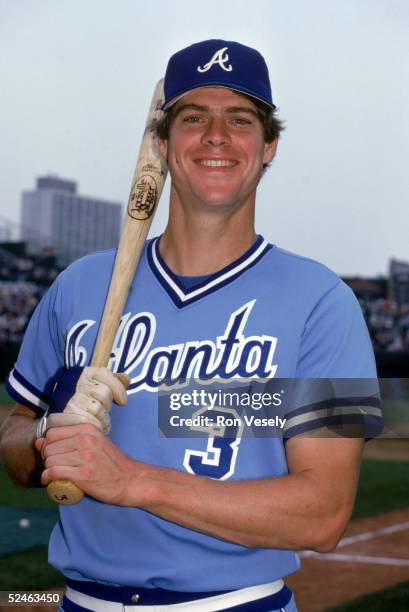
[130,465,350,552]
[0,407,43,487]
[39,427,363,552]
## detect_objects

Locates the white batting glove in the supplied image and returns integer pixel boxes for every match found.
[46,367,128,434]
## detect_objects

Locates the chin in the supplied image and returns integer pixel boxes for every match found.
[195,190,238,208]
[193,185,241,206]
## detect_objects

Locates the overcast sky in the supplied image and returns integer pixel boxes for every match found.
[0,0,408,276]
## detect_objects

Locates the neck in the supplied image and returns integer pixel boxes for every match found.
[160,189,257,276]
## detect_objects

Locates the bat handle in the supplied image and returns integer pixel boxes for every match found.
[47,480,84,504]
[45,373,130,505]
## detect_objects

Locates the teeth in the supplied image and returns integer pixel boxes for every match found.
[198,160,236,167]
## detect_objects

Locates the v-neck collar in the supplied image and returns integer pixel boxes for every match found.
[147,235,272,308]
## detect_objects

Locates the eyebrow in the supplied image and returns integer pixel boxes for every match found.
[172,103,258,119]
[172,103,208,118]
[224,106,258,118]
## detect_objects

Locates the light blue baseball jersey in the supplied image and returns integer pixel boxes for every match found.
[7,235,381,591]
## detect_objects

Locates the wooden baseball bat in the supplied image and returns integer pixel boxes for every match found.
[46,79,168,504]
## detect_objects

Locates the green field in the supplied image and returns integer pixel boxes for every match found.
[0,464,55,508]
[353,458,409,518]
[327,580,409,612]
[0,547,64,590]
[0,462,63,589]
[0,382,13,405]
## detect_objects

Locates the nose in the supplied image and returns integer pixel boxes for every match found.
[201,116,230,146]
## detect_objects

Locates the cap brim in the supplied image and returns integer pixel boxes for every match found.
[163,84,276,111]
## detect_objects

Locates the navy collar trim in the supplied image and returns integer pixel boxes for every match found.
[147,235,272,308]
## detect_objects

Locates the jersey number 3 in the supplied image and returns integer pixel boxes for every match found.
[183,407,243,480]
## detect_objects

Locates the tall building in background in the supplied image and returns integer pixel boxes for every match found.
[21,176,122,265]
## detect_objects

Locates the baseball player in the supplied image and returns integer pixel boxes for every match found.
[0,40,382,611]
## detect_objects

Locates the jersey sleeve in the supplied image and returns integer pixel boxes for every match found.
[295,280,376,378]
[6,274,66,414]
[284,280,383,439]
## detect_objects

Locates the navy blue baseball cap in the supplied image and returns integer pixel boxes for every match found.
[163,39,276,110]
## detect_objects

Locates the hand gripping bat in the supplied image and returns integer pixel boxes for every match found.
[46,79,168,504]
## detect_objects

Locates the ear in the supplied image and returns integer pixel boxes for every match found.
[158,137,168,161]
[263,139,278,165]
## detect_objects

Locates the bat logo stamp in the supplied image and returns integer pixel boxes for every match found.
[128,174,158,220]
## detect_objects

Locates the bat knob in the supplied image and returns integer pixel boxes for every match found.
[47,479,84,505]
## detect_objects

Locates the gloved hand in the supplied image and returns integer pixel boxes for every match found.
[41,367,128,435]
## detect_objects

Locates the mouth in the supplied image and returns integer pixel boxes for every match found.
[195,159,238,168]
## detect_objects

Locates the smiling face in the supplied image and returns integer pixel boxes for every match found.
[158,87,277,216]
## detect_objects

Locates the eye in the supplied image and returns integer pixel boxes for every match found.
[182,115,204,124]
[230,116,252,126]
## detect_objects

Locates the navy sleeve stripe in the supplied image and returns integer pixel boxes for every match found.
[6,369,49,413]
[12,368,52,403]
[284,404,383,432]
[284,414,384,439]
[285,396,382,420]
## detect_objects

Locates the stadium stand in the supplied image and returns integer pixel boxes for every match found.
[0,245,61,378]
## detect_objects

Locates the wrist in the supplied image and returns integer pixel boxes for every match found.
[122,462,169,509]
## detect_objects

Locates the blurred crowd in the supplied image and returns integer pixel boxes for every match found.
[359,298,409,352]
[0,249,59,345]
[0,281,42,344]
[0,250,59,286]
[1,249,409,352]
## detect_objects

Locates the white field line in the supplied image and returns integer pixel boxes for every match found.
[299,552,409,567]
[337,521,409,548]
[299,521,409,564]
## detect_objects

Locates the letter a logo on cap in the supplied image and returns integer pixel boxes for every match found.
[197,47,233,73]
